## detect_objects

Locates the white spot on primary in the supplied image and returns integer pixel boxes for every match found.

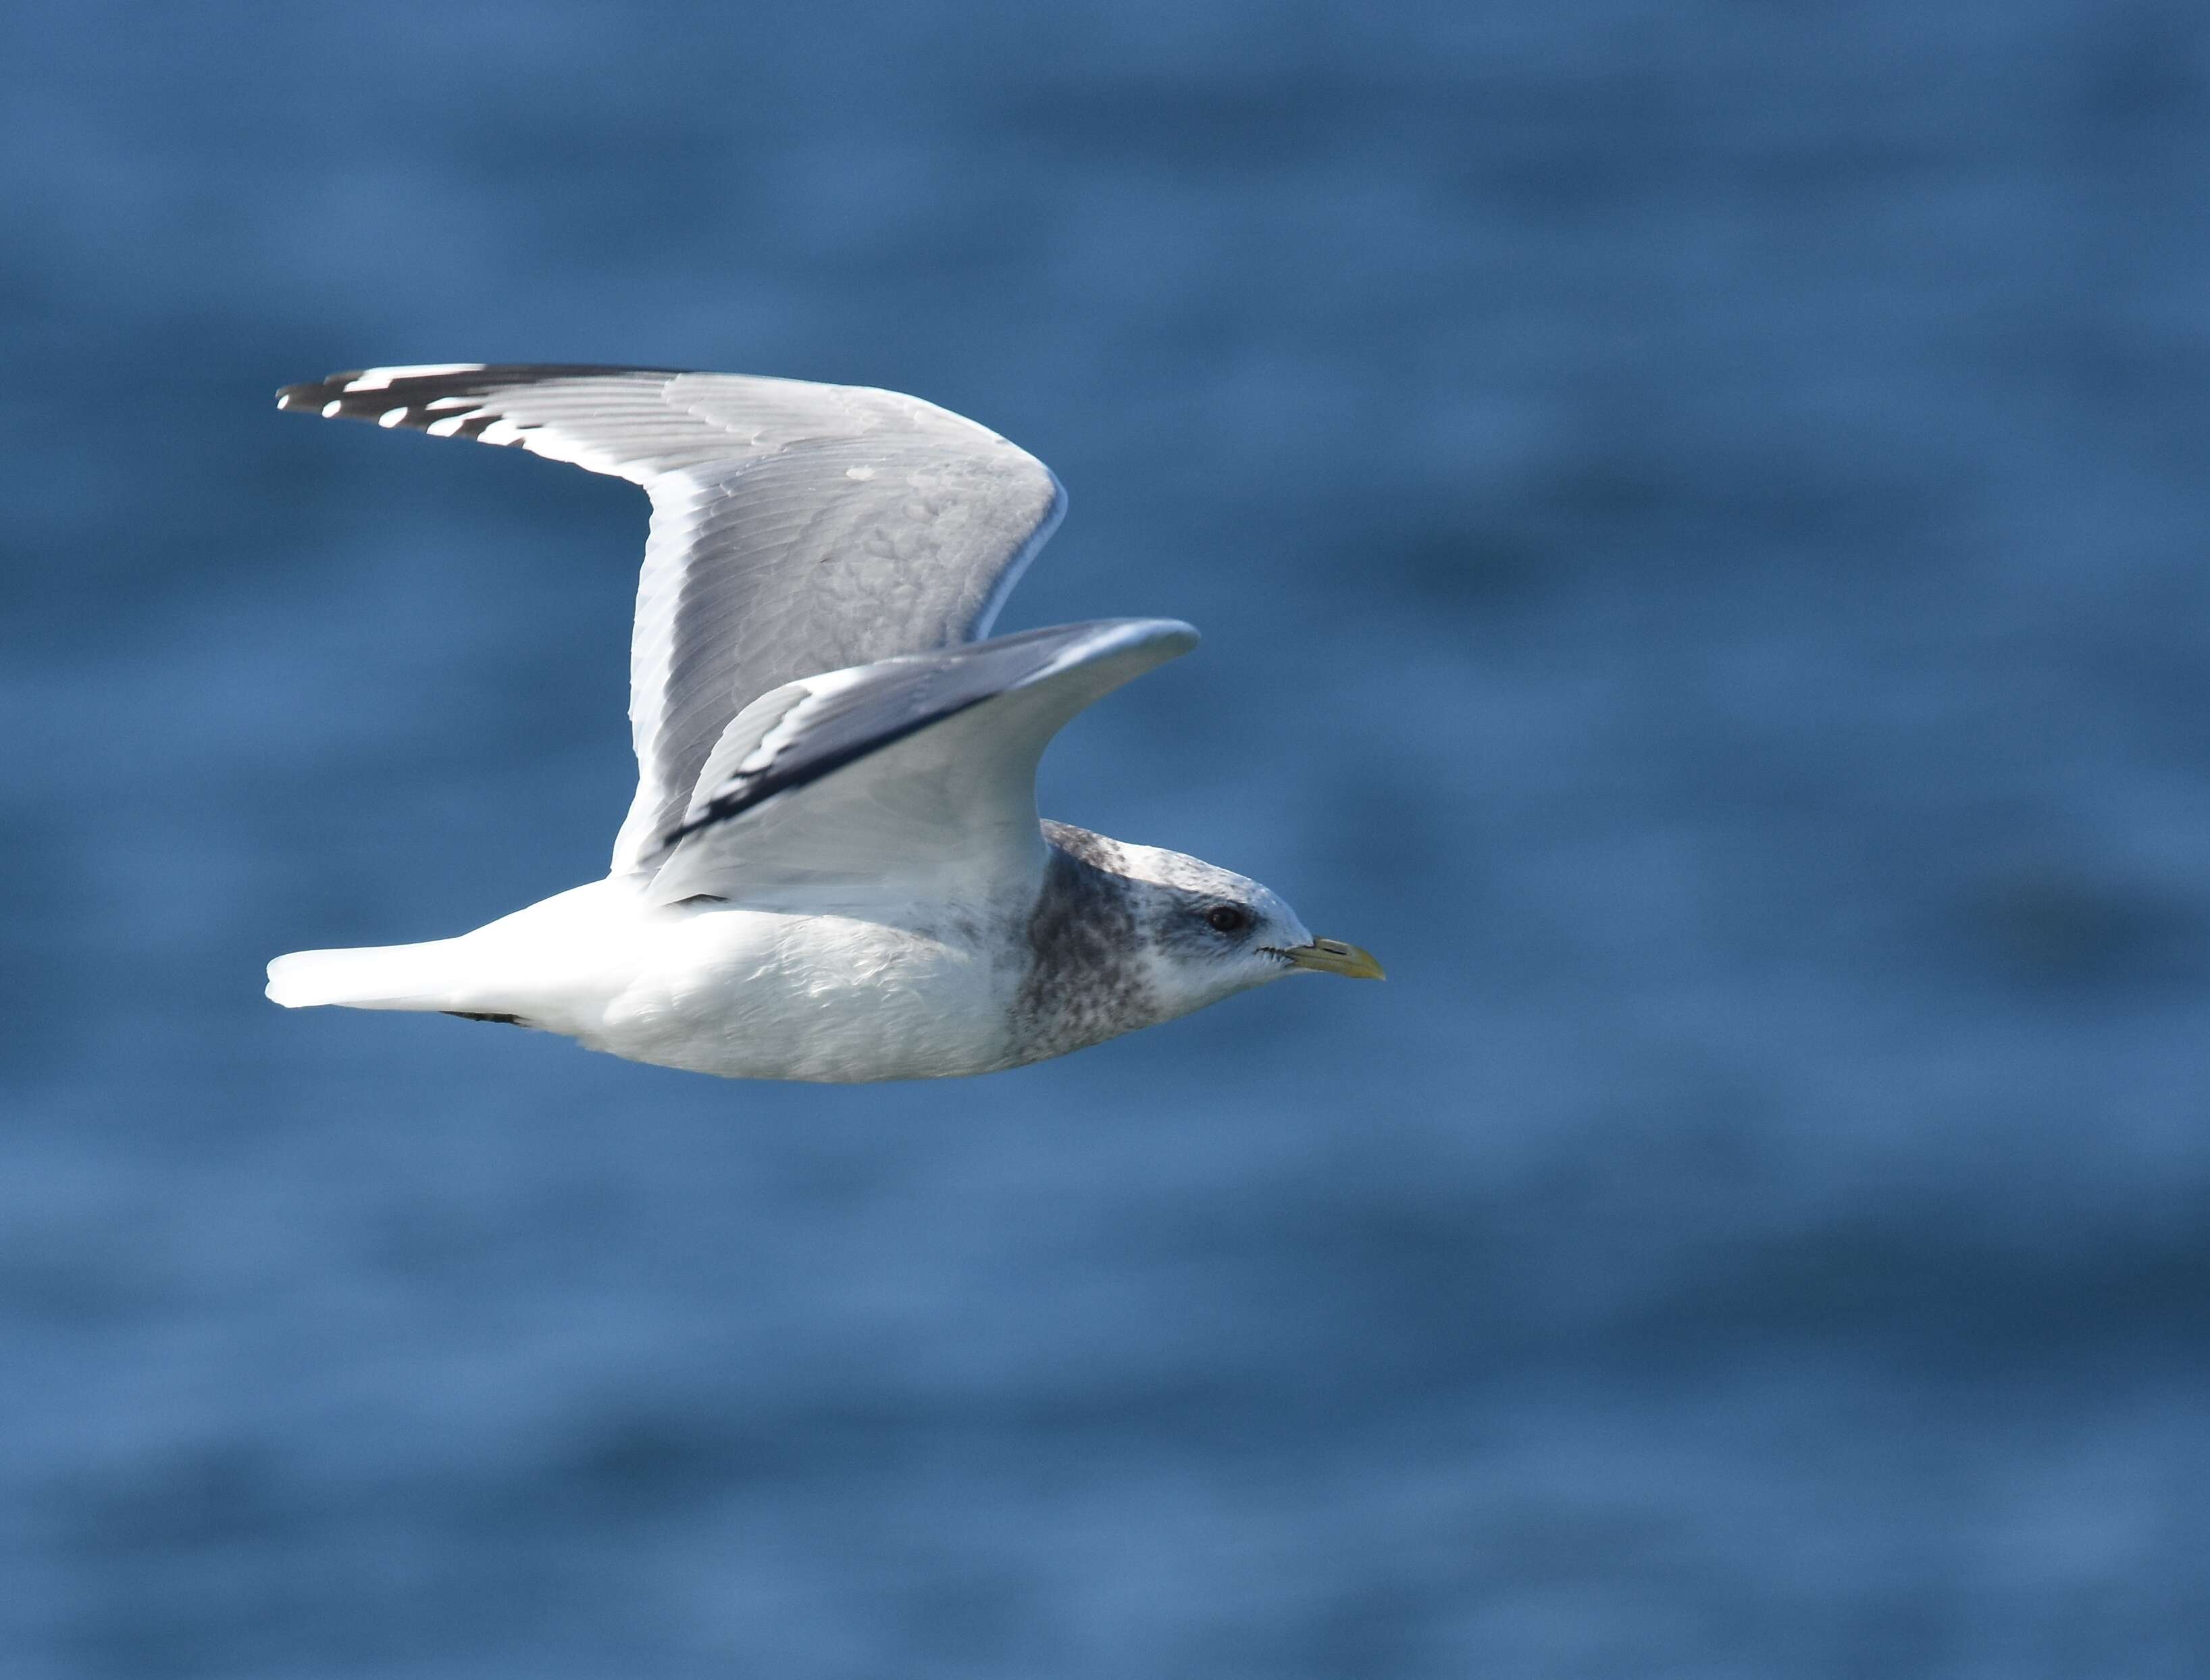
[378,407,410,427]
[320,400,343,419]
[426,411,481,438]
[476,418,525,446]
[342,363,485,393]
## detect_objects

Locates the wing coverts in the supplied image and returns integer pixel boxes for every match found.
[644,618,1199,905]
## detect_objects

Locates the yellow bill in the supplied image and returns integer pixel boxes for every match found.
[1281,937,1386,980]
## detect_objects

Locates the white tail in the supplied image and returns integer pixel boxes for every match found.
[265,939,469,1012]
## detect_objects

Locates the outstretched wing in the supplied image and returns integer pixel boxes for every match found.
[277,364,1067,872]
[642,619,1198,908]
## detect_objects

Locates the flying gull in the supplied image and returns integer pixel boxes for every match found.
[265,365,1382,1081]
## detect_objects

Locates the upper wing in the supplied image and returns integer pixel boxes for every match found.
[642,619,1198,909]
[277,364,1067,872]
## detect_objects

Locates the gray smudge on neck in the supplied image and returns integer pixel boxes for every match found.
[1008,822,1160,1064]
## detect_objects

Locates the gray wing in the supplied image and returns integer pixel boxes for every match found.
[276,363,1067,873]
[644,619,1198,908]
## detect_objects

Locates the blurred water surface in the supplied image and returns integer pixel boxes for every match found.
[4,2,2209,1675]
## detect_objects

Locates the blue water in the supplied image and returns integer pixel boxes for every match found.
[5,3,2209,1674]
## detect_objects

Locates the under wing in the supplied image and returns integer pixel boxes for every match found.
[642,619,1198,908]
[277,364,1066,872]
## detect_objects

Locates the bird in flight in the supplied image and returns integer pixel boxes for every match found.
[265,365,1382,1081]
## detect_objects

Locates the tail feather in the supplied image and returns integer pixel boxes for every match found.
[265,939,468,1012]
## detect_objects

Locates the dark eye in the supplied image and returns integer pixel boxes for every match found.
[1206,905,1249,934]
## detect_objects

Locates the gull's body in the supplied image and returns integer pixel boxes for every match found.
[266,365,1379,1082]
[296,874,1015,1084]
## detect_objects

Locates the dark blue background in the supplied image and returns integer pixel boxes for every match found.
[5,3,2208,1674]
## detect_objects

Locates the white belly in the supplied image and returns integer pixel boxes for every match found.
[465,880,1024,1082]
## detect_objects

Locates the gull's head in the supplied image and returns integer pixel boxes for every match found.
[1028,825,1382,1048]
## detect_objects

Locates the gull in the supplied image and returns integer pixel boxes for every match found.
[265,365,1382,1082]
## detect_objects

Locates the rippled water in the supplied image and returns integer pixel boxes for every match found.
[5,3,2208,1675]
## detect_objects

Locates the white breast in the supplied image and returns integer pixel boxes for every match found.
[584,899,1023,1082]
[402,875,1026,1083]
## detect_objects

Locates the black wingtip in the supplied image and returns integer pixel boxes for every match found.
[272,363,685,423]
[273,367,498,431]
